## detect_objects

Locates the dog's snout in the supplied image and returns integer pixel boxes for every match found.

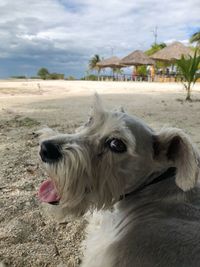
[40,141,62,163]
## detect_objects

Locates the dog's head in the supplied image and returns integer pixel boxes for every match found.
[38,95,200,216]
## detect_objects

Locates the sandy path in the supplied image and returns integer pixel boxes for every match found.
[0,80,200,266]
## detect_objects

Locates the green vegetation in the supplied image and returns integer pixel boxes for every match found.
[176,49,200,101]
[113,68,124,75]
[145,43,169,69]
[81,74,98,81]
[66,76,76,80]
[37,68,49,79]
[5,116,40,128]
[137,66,147,76]
[11,75,27,79]
[190,31,200,46]
[48,73,64,80]
[145,43,166,56]
[37,68,65,80]
[88,54,102,79]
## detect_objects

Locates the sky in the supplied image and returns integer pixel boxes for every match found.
[0,0,199,78]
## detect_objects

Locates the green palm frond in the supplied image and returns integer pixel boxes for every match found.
[190,31,200,45]
[89,54,101,71]
[176,49,200,100]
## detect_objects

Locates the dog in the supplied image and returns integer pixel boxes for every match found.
[38,95,200,267]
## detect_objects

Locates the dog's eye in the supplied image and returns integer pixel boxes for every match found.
[106,138,127,153]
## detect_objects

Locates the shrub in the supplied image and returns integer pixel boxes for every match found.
[66,76,76,80]
[81,74,98,81]
[48,73,64,80]
[37,68,49,80]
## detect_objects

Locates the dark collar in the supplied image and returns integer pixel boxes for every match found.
[120,167,176,200]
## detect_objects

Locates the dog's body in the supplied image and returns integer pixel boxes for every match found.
[38,96,200,267]
[82,181,200,267]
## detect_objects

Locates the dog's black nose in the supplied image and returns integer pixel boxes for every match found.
[40,141,62,163]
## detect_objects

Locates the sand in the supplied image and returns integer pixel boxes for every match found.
[0,80,200,267]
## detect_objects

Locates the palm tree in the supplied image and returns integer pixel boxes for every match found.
[176,49,200,101]
[145,43,167,56]
[190,31,200,46]
[89,54,101,79]
[146,43,168,69]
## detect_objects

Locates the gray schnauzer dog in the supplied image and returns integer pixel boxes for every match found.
[38,95,200,267]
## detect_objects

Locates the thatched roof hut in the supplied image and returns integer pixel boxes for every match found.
[97,56,124,68]
[150,42,194,62]
[120,50,155,66]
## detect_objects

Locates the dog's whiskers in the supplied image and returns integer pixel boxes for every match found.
[38,95,200,267]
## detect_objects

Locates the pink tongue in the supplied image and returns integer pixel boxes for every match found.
[38,179,60,203]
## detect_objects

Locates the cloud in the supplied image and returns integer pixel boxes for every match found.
[0,0,199,77]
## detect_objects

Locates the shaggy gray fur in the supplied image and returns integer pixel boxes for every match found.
[39,95,200,267]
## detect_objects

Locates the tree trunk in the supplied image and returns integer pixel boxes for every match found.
[97,70,100,81]
[186,84,192,101]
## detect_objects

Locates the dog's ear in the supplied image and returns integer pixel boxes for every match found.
[153,128,200,191]
[91,93,105,119]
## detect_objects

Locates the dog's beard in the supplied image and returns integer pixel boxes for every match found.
[39,145,126,217]
[39,145,93,216]
[94,153,126,210]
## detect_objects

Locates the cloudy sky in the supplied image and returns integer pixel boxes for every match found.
[0,0,199,78]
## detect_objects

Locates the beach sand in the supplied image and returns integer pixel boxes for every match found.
[1,80,200,266]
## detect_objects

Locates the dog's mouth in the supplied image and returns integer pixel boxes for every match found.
[38,179,60,205]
